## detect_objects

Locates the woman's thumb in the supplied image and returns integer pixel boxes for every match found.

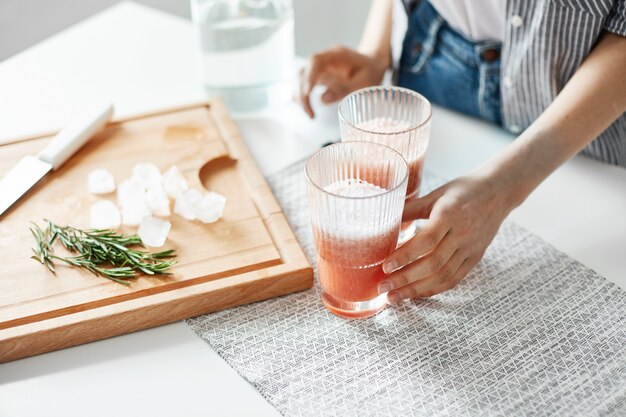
[402,192,437,221]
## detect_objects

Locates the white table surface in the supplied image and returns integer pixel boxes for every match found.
[0,2,625,416]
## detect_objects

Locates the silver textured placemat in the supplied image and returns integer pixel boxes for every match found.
[187,159,626,417]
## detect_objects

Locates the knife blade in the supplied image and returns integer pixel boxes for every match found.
[0,102,114,217]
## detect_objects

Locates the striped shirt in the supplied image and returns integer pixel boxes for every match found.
[399,0,626,167]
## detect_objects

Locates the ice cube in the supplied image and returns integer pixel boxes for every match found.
[90,200,121,229]
[138,216,171,248]
[121,200,151,227]
[195,192,226,223]
[117,177,145,207]
[145,183,171,217]
[131,163,161,190]
[119,184,150,226]
[174,188,203,221]
[88,168,116,195]
[162,165,188,199]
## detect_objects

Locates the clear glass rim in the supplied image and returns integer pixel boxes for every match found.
[304,141,409,201]
[338,86,432,136]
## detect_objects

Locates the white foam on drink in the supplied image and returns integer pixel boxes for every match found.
[323,179,386,198]
[356,117,413,134]
[317,179,399,240]
[352,118,424,167]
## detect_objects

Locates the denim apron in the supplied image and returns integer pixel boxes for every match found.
[397,1,503,125]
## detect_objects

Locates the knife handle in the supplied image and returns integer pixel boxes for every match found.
[38,102,114,170]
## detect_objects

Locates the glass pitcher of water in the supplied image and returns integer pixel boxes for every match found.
[191,0,295,112]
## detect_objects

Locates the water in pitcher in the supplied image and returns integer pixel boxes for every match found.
[191,0,295,111]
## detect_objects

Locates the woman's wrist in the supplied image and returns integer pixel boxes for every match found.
[372,52,391,81]
[468,168,523,221]
[355,49,390,86]
[473,135,546,215]
[477,124,567,215]
[358,47,391,72]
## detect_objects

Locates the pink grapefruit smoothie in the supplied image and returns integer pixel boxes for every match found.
[353,117,425,199]
[314,179,400,309]
[343,158,423,236]
[315,230,398,303]
[401,157,424,233]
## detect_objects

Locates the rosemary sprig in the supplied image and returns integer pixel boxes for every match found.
[30,220,176,285]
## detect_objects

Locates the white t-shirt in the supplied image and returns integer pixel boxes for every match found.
[428,0,505,42]
[390,0,505,71]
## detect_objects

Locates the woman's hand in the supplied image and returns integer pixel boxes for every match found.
[299,46,387,118]
[379,173,516,302]
[375,32,626,303]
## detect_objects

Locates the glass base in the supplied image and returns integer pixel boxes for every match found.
[322,292,388,319]
[203,81,292,113]
[398,220,417,247]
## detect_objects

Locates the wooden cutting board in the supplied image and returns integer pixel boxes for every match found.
[0,101,313,363]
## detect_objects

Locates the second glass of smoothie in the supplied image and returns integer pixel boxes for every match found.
[338,86,432,245]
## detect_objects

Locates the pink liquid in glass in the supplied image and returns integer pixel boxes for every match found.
[353,118,426,239]
[400,158,424,235]
[315,180,400,318]
[405,158,424,200]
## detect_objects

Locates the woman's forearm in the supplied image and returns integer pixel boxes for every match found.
[482,32,626,209]
[357,0,393,68]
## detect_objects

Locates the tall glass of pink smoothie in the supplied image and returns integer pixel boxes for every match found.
[338,86,432,245]
[305,142,408,319]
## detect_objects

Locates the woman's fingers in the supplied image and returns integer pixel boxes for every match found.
[382,218,450,273]
[385,251,470,302]
[320,89,337,103]
[300,46,371,117]
[380,232,457,292]
[388,252,481,303]
[300,48,349,118]
[300,55,326,118]
[317,73,351,103]
[413,256,479,298]
[318,73,363,104]
[375,173,508,300]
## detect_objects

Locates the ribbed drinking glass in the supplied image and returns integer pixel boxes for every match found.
[305,142,408,319]
[338,86,432,244]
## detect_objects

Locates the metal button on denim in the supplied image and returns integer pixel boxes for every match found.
[481,48,500,62]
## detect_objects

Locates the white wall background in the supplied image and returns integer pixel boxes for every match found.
[293,0,371,56]
[0,0,371,62]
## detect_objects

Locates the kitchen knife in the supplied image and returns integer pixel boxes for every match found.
[0,102,114,217]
